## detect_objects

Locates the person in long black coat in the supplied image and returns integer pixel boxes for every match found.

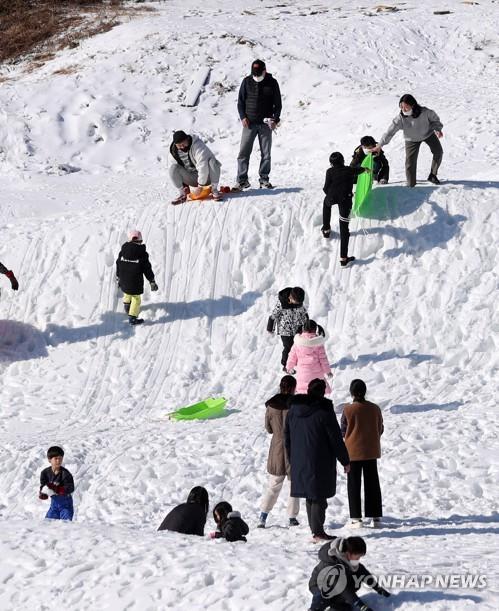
[285,379,350,541]
[116,229,158,325]
[157,486,209,536]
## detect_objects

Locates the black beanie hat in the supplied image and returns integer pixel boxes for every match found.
[172,130,189,144]
[251,59,266,76]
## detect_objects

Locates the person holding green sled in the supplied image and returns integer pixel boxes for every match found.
[116,230,158,325]
[321,152,370,267]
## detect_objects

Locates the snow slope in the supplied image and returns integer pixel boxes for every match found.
[0,1,498,609]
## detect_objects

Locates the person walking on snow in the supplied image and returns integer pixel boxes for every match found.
[285,379,350,542]
[341,379,384,529]
[267,286,308,371]
[322,152,370,267]
[169,130,223,204]
[373,93,443,187]
[39,446,75,521]
[258,375,300,529]
[286,319,333,394]
[233,59,282,191]
[116,230,158,325]
[0,262,19,290]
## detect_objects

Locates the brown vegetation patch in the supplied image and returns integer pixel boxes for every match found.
[0,1,153,69]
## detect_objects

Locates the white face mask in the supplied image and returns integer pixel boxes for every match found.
[253,74,264,83]
[402,109,413,116]
[362,147,373,155]
[350,559,361,568]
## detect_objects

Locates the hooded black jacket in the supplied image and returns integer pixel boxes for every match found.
[309,539,381,605]
[285,395,349,499]
[350,145,390,183]
[157,502,207,536]
[219,511,249,542]
[116,241,155,295]
[237,73,282,125]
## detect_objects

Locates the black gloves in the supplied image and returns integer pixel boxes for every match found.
[150,281,158,291]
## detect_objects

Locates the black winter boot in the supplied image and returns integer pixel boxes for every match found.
[128,315,144,325]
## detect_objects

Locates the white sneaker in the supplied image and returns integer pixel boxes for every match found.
[211,189,223,201]
[349,519,363,528]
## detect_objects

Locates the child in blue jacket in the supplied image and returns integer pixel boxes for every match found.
[39,446,75,521]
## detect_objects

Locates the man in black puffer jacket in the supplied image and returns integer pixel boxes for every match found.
[116,229,158,325]
[234,59,282,191]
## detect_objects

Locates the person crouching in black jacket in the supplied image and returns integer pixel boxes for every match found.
[350,136,389,185]
[157,486,209,536]
[321,152,370,268]
[116,229,158,325]
[309,536,390,610]
[209,501,249,542]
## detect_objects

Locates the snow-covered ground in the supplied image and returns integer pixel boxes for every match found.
[0,1,498,609]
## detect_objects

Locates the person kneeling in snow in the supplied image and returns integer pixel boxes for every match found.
[169,130,223,204]
[308,536,390,611]
[350,136,389,185]
[116,230,158,326]
[209,501,249,542]
[158,486,209,536]
[39,446,75,521]
[0,262,19,291]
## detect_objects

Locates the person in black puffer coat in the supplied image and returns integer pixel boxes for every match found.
[350,136,389,184]
[308,536,390,610]
[116,229,158,325]
[267,286,308,370]
[234,59,282,190]
[209,501,249,542]
[322,152,371,267]
[158,486,209,536]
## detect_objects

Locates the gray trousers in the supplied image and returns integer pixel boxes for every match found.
[169,158,221,191]
[405,133,443,187]
[237,123,272,183]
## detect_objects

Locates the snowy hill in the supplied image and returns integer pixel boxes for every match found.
[0,1,498,609]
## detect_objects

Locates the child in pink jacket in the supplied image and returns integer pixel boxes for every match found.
[286,320,333,394]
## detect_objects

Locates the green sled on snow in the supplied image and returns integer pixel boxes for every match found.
[168,397,227,421]
[352,153,374,216]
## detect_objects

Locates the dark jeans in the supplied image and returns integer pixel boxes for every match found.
[347,459,382,519]
[280,335,294,367]
[310,588,351,611]
[306,498,328,535]
[405,132,443,187]
[237,123,272,182]
[322,199,352,259]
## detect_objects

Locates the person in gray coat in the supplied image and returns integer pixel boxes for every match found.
[374,94,443,188]
[169,131,222,204]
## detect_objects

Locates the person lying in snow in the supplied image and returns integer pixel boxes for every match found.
[39,446,75,521]
[0,262,19,290]
[208,501,249,542]
[308,536,390,610]
[350,136,389,184]
[267,286,309,371]
[157,486,209,536]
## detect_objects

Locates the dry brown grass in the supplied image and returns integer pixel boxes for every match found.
[0,1,152,68]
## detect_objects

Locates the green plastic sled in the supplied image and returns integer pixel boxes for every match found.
[168,397,227,421]
[352,153,374,216]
